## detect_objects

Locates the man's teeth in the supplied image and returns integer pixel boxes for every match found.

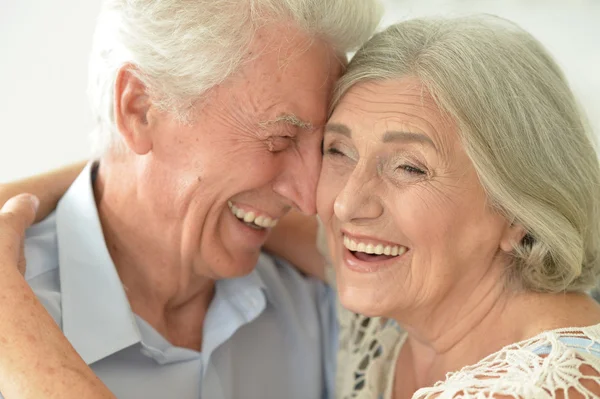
[228,201,278,228]
[343,235,406,256]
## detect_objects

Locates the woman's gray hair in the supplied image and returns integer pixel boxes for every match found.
[88,0,383,155]
[333,15,600,293]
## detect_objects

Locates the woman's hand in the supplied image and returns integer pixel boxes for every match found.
[0,194,39,275]
[0,194,115,399]
[0,161,86,223]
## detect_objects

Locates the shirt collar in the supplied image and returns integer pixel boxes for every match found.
[202,261,268,357]
[56,162,141,364]
[55,162,272,364]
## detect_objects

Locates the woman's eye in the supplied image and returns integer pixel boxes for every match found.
[398,164,426,175]
[323,141,357,161]
[325,147,346,157]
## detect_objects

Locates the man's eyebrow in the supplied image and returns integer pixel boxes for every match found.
[382,131,437,151]
[259,113,313,130]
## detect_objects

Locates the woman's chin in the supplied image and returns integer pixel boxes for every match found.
[337,283,395,318]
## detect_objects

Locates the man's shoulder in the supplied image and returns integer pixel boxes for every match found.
[255,252,333,307]
[24,211,60,281]
[256,251,326,283]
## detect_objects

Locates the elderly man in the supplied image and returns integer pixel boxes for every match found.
[0,1,381,398]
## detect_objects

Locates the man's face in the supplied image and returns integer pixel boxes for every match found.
[138,24,342,279]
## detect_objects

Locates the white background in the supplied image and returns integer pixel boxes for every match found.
[1,0,598,182]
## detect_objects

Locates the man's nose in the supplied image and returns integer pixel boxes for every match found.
[273,145,321,215]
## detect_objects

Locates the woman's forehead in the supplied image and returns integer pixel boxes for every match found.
[339,78,434,105]
[330,79,456,148]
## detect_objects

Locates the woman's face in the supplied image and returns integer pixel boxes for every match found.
[317,78,515,319]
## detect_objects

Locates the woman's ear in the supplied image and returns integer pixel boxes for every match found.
[114,65,154,155]
[500,221,528,253]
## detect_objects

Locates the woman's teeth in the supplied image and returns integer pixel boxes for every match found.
[343,235,407,256]
[228,201,278,228]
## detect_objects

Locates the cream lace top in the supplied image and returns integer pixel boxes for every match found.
[318,228,600,398]
[336,304,600,399]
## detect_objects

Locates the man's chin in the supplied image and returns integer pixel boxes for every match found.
[210,251,262,279]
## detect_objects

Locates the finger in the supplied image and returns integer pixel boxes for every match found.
[0,193,40,236]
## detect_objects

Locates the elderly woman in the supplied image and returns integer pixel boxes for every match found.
[319,15,600,398]
[2,14,600,399]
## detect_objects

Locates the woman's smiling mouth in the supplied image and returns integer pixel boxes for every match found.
[341,232,409,272]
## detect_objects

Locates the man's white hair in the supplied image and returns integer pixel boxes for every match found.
[88,0,383,155]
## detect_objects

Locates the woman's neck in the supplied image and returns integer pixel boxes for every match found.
[392,288,600,398]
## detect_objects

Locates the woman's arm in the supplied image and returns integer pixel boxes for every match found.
[263,210,327,281]
[0,194,115,399]
[0,162,86,222]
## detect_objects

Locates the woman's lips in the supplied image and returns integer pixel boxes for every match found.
[342,245,409,273]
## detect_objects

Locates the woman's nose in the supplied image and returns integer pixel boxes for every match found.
[334,166,383,223]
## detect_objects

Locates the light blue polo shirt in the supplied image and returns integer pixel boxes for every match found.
[13,163,337,399]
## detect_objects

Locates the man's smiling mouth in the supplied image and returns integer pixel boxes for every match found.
[228,201,279,229]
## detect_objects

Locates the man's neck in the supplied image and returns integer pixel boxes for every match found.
[94,159,215,351]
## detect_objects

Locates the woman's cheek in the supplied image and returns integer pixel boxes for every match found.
[317,164,344,218]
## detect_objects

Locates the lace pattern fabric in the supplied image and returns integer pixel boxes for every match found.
[413,325,600,399]
[336,306,405,399]
[336,307,600,399]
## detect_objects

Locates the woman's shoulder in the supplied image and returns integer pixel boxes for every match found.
[413,323,600,399]
[529,323,600,357]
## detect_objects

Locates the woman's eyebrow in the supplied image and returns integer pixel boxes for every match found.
[382,131,437,152]
[325,123,437,152]
[324,122,351,137]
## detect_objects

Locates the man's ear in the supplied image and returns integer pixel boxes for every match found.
[114,65,154,155]
[500,221,528,253]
